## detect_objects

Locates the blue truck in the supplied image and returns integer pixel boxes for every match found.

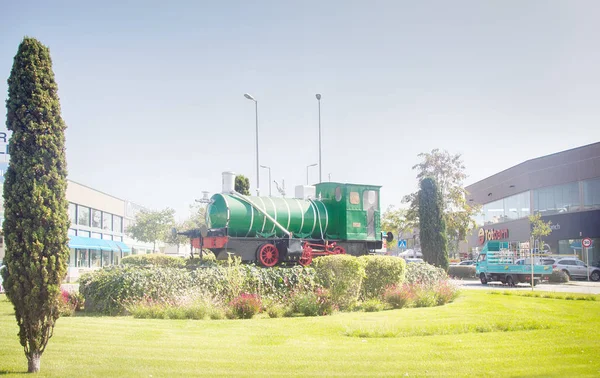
[476,241,552,286]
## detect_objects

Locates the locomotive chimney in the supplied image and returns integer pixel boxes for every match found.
[222,171,236,193]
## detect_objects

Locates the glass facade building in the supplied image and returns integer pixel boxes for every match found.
[465,142,600,269]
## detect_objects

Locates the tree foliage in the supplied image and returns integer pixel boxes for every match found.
[418,178,449,270]
[127,208,176,252]
[1,37,70,373]
[529,213,552,252]
[403,149,479,251]
[381,206,410,235]
[235,175,250,195]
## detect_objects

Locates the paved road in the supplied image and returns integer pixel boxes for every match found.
[452,279,600,295]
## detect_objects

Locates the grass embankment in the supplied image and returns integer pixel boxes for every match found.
[0,291,599,377]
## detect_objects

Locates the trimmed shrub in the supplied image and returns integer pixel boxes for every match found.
[313,255,365,310]
[448,265,476,279]
[549,270,569,283]
[122,254,186,269]
[229,293,262,319]
[358,255,406,300]
[405,262,448,287]
[383,285,413,309]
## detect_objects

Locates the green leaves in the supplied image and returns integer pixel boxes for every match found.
[126,208,176,251]
[2,37,69,371]
[402,149,481,252]
[418,178,449,270]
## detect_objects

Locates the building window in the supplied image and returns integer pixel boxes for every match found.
[114,235,123,242]
[502,191,530,221]
[91,209,102,228]
[477,191,531,225]
[583,178,600,209]
[77,249,89,268]
[78,230,90,238]
[68,203,76,225]
[102,212,112,231]
[78,205,90,226]
[533,182,580,215]
[91,232,102,239]
[68,248,76,267]
[68,228,77,236]
[102,234,113,240]
[113,215,122,233]
[90,250,102,268]
[102,250,112,267]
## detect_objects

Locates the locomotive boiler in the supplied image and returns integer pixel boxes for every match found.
[189,172,389,266]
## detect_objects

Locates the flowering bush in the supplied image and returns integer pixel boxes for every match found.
[433,280,460,305]
[404,262,448,287]
[59,289,85,316]
[229,293,262,319]
[383,280,459,309]
[383,285,414,309]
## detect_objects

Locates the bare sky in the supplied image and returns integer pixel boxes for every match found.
[2,0,599,220]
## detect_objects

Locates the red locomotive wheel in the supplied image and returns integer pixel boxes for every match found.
[332,246,346,255]
[299,246,313,266]
[258,243,279,267]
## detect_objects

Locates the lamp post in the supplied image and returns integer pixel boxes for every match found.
[316,94,322,183]
[260,165,272,197]
[244,93,260,195]
[306,163,317,185]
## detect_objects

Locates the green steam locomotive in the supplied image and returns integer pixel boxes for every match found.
[189,172,390,266]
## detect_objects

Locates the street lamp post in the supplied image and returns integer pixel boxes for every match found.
[306,163,317,185]
[260,165,272,197]
[244,93,260,196]
[316,94,322,183]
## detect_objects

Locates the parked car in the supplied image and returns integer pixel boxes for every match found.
[458,260,476,266]
[552,257,600,281]
[404,258,425,264]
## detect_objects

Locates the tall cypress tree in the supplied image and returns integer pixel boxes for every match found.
[1,37,69,373]
[418,177,449,270]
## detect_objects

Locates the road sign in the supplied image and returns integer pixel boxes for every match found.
[582,238,593,248]
[398,239,407,249]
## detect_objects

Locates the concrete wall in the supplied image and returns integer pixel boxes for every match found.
[67,180,125,216]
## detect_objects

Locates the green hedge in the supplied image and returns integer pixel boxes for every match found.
[358,255,406,299]
[79,266,192,315]
[448,265,476,279]
[313,255,365,310]
[80,264,317,315]
[405,262,448,288]
[121,254,186,269]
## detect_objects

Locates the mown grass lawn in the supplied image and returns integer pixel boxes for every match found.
[1,291,599,377]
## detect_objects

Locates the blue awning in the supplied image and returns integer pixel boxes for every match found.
[115,241,131,252]
[69,236,117,252]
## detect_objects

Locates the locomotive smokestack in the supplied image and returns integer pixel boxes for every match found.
[222,171,236,193]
